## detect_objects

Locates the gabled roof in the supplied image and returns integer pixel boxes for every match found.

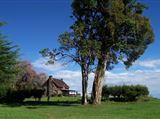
[52,78,69,89]
[42,77,69,90]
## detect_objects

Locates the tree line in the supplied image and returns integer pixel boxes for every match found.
[102,85,149,102]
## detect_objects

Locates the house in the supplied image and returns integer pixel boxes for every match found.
[42,76,72,96]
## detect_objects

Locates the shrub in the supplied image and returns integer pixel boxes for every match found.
[102,85,149,102]
[0,85,9,98]
[31,89,45,101]
[102,85,109,101]
[4,89,29,103]
[0,88,45,103]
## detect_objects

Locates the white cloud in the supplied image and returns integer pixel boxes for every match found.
[32,58,160,98]
[52,69,160,98]
[105,69,160,98]
[32,58,66,73]
[53,70,95,94]
[134,59,160,68]
[46,70,160,98]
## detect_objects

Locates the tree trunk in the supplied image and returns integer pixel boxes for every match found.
[81,64,88,105]
[91,59,107,104]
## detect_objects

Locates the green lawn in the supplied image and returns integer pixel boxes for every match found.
[0,97,160,119]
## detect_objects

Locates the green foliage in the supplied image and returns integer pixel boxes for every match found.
[71,0,154,69]
[102,85,149,101]
[102,85,110,100]
[0,85,9,97]
[0,22,19,97]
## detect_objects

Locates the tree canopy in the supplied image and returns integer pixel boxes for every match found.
[72,0,154,69]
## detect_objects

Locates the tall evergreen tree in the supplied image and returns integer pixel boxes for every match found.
[0,22,19,97]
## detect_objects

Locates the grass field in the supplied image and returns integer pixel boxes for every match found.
[0,97,160,119]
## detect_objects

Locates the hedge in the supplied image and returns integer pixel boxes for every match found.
[0,88,45,103]
[102,85,149,102]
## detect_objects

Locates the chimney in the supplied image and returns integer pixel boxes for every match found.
[49,75,52,79]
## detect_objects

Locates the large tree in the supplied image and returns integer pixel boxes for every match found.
[71,0,154,104]
[40,0,154,105]
[40,23,97,105]
[0,22,19,97]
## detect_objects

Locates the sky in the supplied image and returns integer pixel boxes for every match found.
[0,0,160,98]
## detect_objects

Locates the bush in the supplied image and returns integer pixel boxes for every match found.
[0,88,45,103]
[102,85,149,102]
[0,85,9,98]
[2,89,29,103]
[102,85,109,101]
[137,96,150,102]
[31,89,45,101]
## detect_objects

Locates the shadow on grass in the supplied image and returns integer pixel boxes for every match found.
[0,100,81,109]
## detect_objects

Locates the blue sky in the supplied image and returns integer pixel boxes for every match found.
[0,0,73,61]
[0,0,160,98]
